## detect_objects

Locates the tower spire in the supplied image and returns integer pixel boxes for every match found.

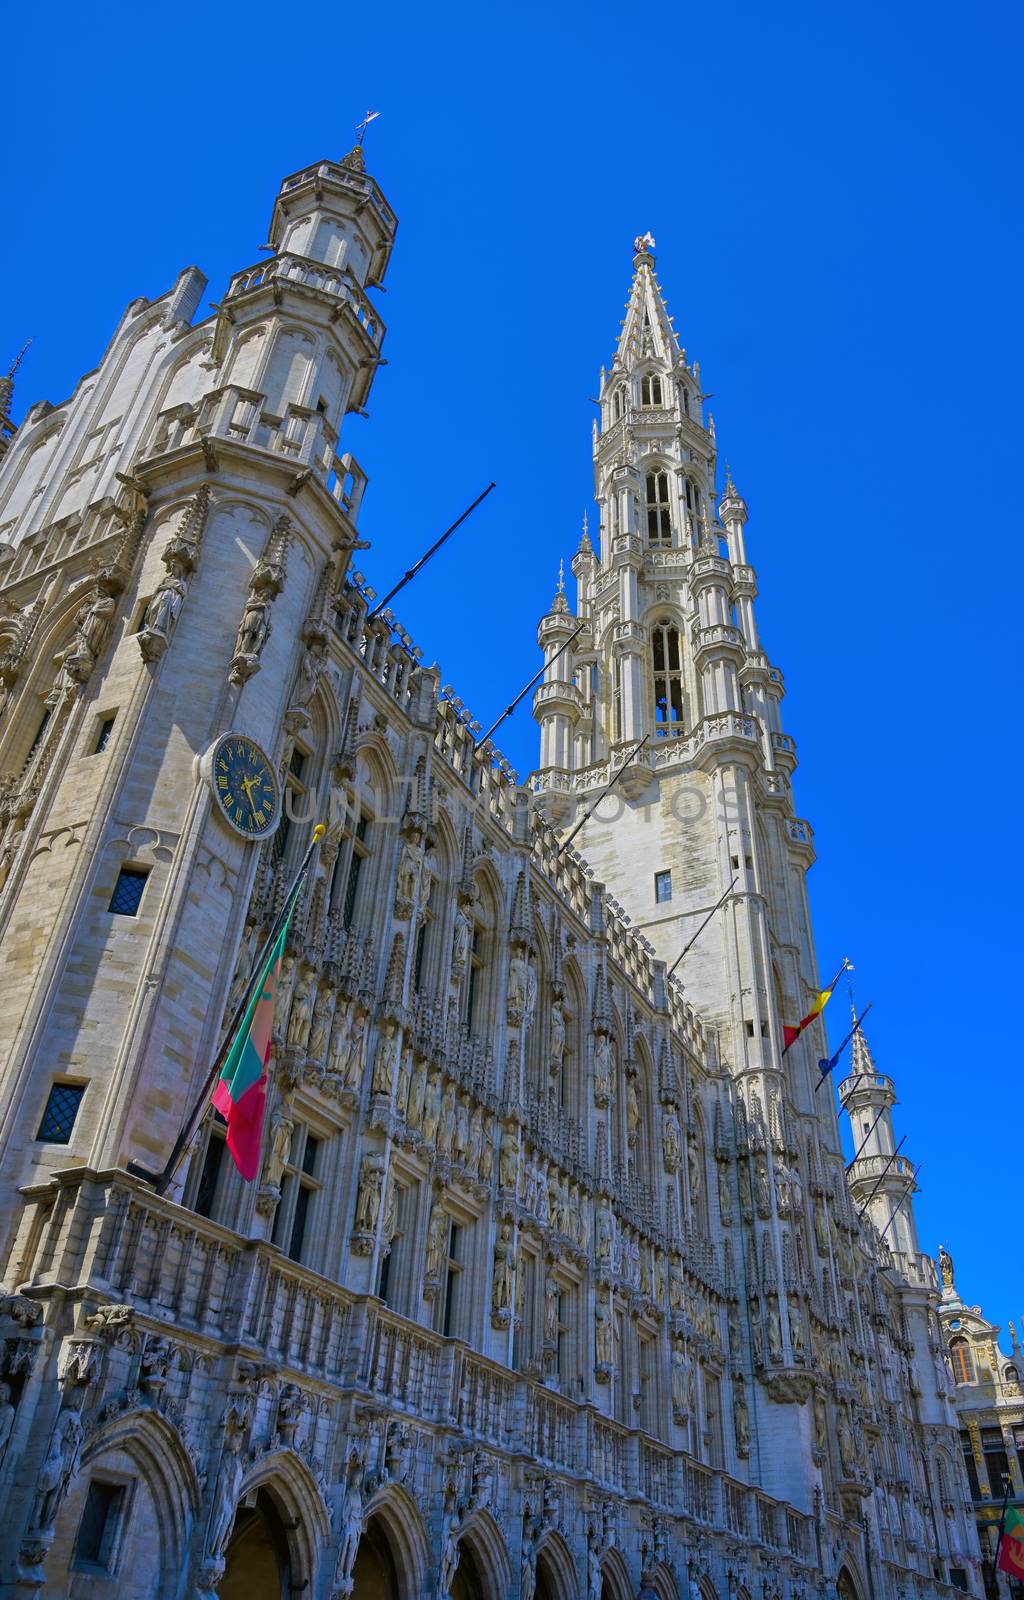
[0,340,31,460]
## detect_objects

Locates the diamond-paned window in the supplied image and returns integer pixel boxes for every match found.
[108,867,148,916]
[37,1083,85,1143]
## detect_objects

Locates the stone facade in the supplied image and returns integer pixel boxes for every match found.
[936,1252,1024,1595]
[0,153,981,1600]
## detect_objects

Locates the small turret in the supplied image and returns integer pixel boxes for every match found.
[839,1012,922,1261]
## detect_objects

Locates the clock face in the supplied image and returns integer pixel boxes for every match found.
[210,734,280,839]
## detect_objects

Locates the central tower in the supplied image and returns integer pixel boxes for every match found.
[533,237,825,1115]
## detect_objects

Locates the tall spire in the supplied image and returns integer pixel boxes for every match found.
[611,235,681,374]
[849,999,877,1079]
[0,341,30,460]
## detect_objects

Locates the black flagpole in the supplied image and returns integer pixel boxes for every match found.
[476,623,585,748]
[666,878,738,978]
[557,735,650,855]
[856,1134,906,1220]
[813,1002,873,1094]
[845,1096,888,1170]
[150,822,325,1196]
[367,484,496,619]
[874,1165,921,1247]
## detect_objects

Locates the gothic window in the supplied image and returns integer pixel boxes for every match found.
[949,1338,975,1385]
[463,874,499,1039]
[438,1218,465,1338]
[270,1124,323,1263]
[645,471,672,546]
[329,759,380,930]
[274,741,312,869]
[377,1177,412,1308]
[651,620,684,738]
[186,1113,229,1222]
[74,1480,127,1573]
[681,383,691,417]
[683,477,703,542]
[640,373,663,407]
[612,657,624,744]
[703,1371,723,1467]
[612,386,625,421]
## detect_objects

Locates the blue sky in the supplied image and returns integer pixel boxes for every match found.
[6,1,1022,1333]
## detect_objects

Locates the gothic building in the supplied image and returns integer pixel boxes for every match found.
[0,145,980,1600]
[935,1250,1024,1594]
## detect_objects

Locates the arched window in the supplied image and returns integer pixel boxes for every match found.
[683,477,703,542]
[681,384,691,417]
[329,757,380,930]
[612,387,625,421]
[651,621,684,738]
[645,472,671,547]
[640,373,663,407]
[950,1338,975,1385]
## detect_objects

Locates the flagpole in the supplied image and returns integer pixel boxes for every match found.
[476,623,585,748]
[813,1002,872,1093]
[151,823,325,1196]
[845,1098,889,1169]
[666,878,738,978]
[856,1134,906,1220]
[990,1473,1013,1599]
[557,735,650,855]
[367,484,496,619]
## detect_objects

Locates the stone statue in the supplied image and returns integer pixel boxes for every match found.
[334,1458,364,1590]
[499,1124,518,1191]
[765,1300,783,1363]
[733,1381,750,1456]
[688,1137,703,1214]
[814,1390,828,1453]
[262,1112,294,1192]
[813,1195,829,1254]
[593,1034,613,1104]
[595,1297,614,1367]
[544,1276,560,1345]
[938,1245,955,1288]
[587,1542,603,1600]
[33,1393,85,1529]
[273,955,296,1035]
[671,1338,689,1421]
[327,1006,351,1079]
[307,988,334,1062]
[395,1046,411,1118]
[549,1001,566,1073]
[595,1203,614,1267]
[422,1071,442,1146]
[437,1081,457,1157]
[491,1224,515,1319]
[426,1203,449,1279]
[789,1296,805,1360]
[452,905,472,978]
[407,1057,427,1130]
[139,573,188,657]
[478,1115,494,1183]
[662,1108,682,1171]
[718,1162,732,1223]
[468,1104,483,1172]
[371,1022,398,1097]
[354,1154,384,1234]
[626,1076,641,1141]
[838,1407,856,1474]
[507,953,537,1028]
[395,833,424,914]
[343,1009,367,1087]
[286,971,314,1050]
[233,595,271,663]
[437,1493,462,1598]
[454,1093,470,1165]
[754,1159,771,1219]
[291,642,325,713]
[207,1427,245,1556]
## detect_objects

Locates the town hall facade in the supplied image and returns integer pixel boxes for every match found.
[0,146,981,1599]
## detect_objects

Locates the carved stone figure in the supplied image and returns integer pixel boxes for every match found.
[334,1457,364,1589]
[468,1104,483,1172]
[273,955,296,1035]
[286,971,314,1050]
[308,988,334,1062]
[813,1195,829,1254]
[233,595,271,664]
[381,1168,398,1244]
[437,1081,457,1157]
[814,1390,828,1453]
[207,1427,245,1557]
[454,1093,470,1165]
[595,1203,614,1267]
[423,1071,442,1146]
[507,953,537,1028]
[733,1381,750,1457]
[478,1115,494,1184]
[371,1022,398,1097]
[492,1224,515,1320]
[452,905,472,979]
[426,1203,449,1280]
[32,1393,85,1529]
[595,1297,614,1367]
[437,1492,461,1599]
[838,1407,856,1475]
[344,1009,367,1086]
[395,1045,412,1118]
[593,1034,613,1104]
[395,833,424,915]
[292,642,325,713]
[262,1112,294,1193]
[499,1124,518,1191]
[717,1162,732,1223]
[765,1300,783,1363]
[938,1245,955,1288]
[139,574,188,658]
[549,1001,566,1073]
[688,1137,703,1215]
[407,1057,427,1130]
[662,1108,682,1171]
[544,1276,560,1345]
[754,1159,771,1219]
[671,1338,689,1421]
[327,1006,351,1079]
[626,1076,640,1142]
[354,1154,384,1235]
[789,1297,805,1360]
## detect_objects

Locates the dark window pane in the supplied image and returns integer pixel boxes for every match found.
[414,920,427,989]
[108,867,148,916]
[38,1083,85,1143]
[194,1134,225,1219]
[288,1184,312,1260]
[94,715,116,754]
[289,748,306,780]
[301,1135,320,1178]
[76,1481,124,1568]
[655,871,672,904]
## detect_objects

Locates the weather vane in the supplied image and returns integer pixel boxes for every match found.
[355,109,380,147]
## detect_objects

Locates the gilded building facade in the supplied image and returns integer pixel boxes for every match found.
[0,147,982,1600]
[936,1251,1024,1595]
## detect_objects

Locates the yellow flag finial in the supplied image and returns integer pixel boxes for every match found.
[312,823,326,842]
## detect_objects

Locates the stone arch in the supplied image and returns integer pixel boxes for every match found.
[352,1485,430,1600]
[647,1567,680,1600]
[220,1448,330,1600]
[836,1560,865,1600]
[452,1508,512,1600]
[534,1529,576,1600]
[46,1406,200,1599]
[599,1545,633,1600]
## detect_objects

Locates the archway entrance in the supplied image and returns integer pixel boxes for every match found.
[837,1568,860,1600]
[535,1548,561,1600]
[451,1539,489,1600]
[351,1512,402,1600]
[220,1488,291,1600]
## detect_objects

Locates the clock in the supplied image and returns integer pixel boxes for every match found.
[207,733,280,840]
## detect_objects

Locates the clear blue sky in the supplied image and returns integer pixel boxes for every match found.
[6,2,1022,1332]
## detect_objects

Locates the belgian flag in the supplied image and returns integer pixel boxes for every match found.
[782,958,851,1054]
[997,1505,1024,1580]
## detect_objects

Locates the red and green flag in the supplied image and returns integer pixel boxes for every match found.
[998,1504,1024,1580]
[211,915,292,1180]
[782,958,851,1054]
